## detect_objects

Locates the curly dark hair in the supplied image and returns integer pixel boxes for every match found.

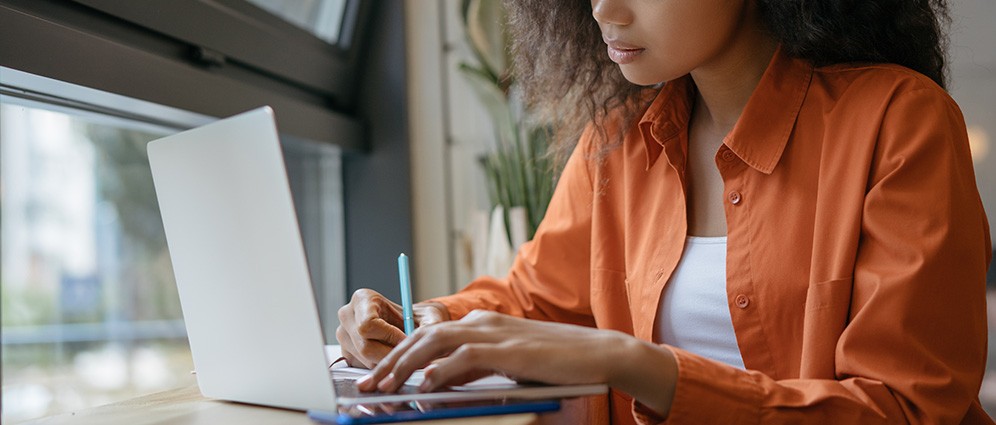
[505,0,951,156]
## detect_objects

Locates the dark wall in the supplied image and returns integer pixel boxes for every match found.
[989,257,995,288]
[344,0,411,301]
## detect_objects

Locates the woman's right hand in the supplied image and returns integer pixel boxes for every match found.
[336,288,450,369]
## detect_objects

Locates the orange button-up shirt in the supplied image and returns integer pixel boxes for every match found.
[431,47,992,424]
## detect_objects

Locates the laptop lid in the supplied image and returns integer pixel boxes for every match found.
[148,107,337,411]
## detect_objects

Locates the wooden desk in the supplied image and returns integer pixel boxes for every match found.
[19,386,607,425]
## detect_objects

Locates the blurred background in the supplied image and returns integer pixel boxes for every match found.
[0,0,993,422]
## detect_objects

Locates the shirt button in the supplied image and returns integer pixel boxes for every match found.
[721,149,737,162]
[728,191,743,205]
[735,294,750,309]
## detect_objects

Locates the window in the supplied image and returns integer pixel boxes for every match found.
[0,66,345,422]
[245,0,348,45]
[1,101,193,421]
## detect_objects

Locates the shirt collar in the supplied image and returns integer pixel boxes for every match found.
[638,45,814,174]
[638,75,694,171]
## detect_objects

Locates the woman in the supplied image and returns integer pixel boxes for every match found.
[337,0,992,423]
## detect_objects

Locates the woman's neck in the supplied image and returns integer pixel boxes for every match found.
[689,26,778,137]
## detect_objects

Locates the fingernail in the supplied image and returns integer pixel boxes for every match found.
[423,363,437,378]
[356,374,372,387]
[377,373,397,392]
[418,379,433,392]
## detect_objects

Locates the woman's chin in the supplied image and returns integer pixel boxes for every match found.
[619,67,681,87]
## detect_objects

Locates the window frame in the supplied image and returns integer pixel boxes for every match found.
[0,0,366,149]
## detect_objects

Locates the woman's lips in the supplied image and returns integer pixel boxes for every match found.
[605,41,644,64]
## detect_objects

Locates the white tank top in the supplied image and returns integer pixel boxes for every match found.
[654,236,745,369]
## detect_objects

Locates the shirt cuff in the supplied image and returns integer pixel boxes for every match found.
[423,295,476,320]
[632,346,762,425]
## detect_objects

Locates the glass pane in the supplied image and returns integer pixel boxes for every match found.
[1,98,347,422]
[245,0,347,44]
[281,137,347,344]
[0,103,193,421]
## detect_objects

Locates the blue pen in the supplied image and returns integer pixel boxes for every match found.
[398,253,415,335]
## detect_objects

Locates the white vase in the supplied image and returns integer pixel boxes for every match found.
[483,206,515,277]
[466,206,530,279]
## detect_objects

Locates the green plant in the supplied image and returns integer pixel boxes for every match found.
[458,0,556,242]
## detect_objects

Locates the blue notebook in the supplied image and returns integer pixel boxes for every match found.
[308,398,560,424]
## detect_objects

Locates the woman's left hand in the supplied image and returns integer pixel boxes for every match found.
[356,310,637,393]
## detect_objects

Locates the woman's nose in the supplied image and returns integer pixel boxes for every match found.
[591,0,633,26]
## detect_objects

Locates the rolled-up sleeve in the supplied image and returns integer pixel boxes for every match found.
[428,127,598,327]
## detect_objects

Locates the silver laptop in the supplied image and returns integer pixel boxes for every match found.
[147,107,606,413]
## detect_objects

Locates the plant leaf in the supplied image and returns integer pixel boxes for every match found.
[462,0,509,80]
[458,63,516,149]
